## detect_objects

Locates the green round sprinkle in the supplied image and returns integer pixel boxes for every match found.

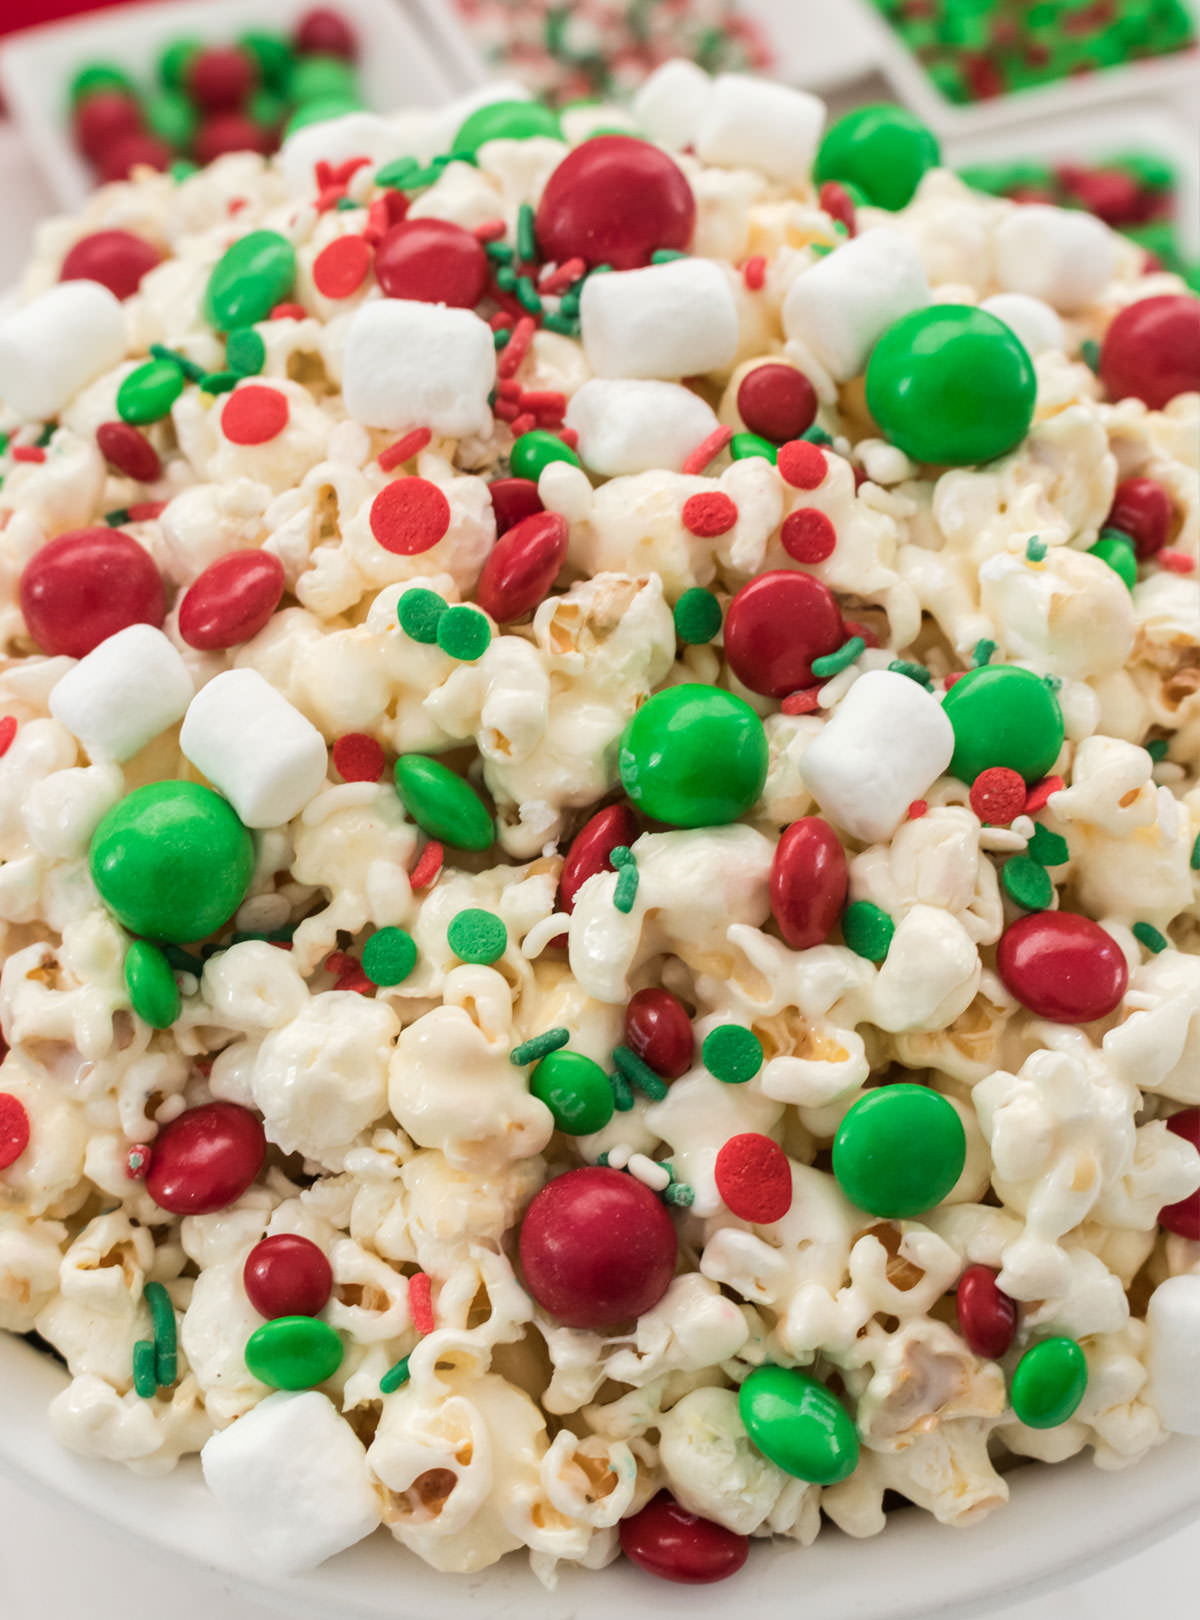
[815,103,940,211]
[510,430,581,482]
[833,1084,966,1218]
[802,425,834,446]
[1088,531,1137,591]
[70,62,136,103]
[1010,1336,1088,1429]
[702,1024,763,1085]
[446,908,508,965]
[361,927,417,986]
[452,99,561,159]
[239,29,294,92]
[738,1366,859,1484]
[157,38,201,91]
[618,683,768,828]
[397,587,447,644]
[289,53,358,104]
[394,755,493,851]
[146,90,197,150]
[226,326,266,377]
[379,1353,411,1394]
[1132,921,1168,954]
[132,1338,158,1399]
[841,900,895,962]
[144,1280,177,1385]
[530,1049,615,1135]
[117,359,184,426]
[611,1044,668,1100]
[674,587,722,645]
[730,431,778,463]
[811,637,865,679]
[510,1028,570,1066]
[285,95,364,136]
[1026,824,1069,867]
[204,230,297,332]
[245,1315,343,1391]
[436,604,492,662]
[1144,737,1169,764]
[125,940,180,1030]
[1002,855,1054,912]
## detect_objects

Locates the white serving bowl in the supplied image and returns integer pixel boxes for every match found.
[2,1331,1198,1620]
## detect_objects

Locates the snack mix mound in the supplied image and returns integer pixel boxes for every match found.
[0,68,1198,1591]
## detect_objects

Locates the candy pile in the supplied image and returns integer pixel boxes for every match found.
[1,67,1199,1591]
[66,7,362,183]
[870,0,1196,103]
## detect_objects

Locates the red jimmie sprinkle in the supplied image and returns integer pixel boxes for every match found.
[222,386,290,445]
[11,446,45,463]
[369,477,451,555]
[682,492,738,538]
[494,398,519,422]
[270,302,308,321]
[473,219,507,242]
[127,501,167,522]
[335,966,373,994]
[558,427,579,451]
[908,799,928,819]
[540,256,586,294]
[330,155,370,188]
[409,840,444,890]
[364,191,409,246]
[714,1133,792,1224]
[842,618,880,649]
[681,425,734,476]
[781,689,822,715]
[944,671,967,690]
[332,733,386,783]
[96,420,161,482]
[0,1092,31,1171]
[819,179,858,236]
[778,440,827,490]
[742,254,767,291]
[511,412,537,437]
[1159,550,1196,573]
[970,766,1026,825]
[312,234,371,299]
[1024,774,1065,815]
[0,715,17,756]
[408,1271,435,1334]
[498,316,536,379]
[315,185,346,214]
[782,507,837,564]
[378,427,432,472]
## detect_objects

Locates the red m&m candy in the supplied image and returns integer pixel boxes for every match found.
[96,421,162,483]
[956,1264,1018,1360]
[1100,294,1200,411]
[488,476,543,536]
[60,229,163,301]
[996,911,1128,1024]
[98,133,173,184]
[723,570,844,697]
[770,817,847,950]
[518,1166,677,1329]
[535,136,695,271]
[295,7,358,57]
[146,1102,266,1215]
[475,511,568,622]
[624,987,693,1079]
[1105,477,1172,560]
[559,804,640,914]
[20,528,164,658]
[74,91,142,163]
[194,113,274,165]
[188,45,258,111]
[244,1234,334,1319]
[178,550,286,650]
[620,1492,749,1585]
[1159,1109,1200,1241]
[375,219,488,308]
[737,363,817,444]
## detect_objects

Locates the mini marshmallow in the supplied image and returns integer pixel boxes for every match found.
[342,299,495,438]
[180,668,327,828]
[49,625,193,763]
[695,73,825,186]
[580,258,739,381]
[1146,1275,1200,1437]
[992,205,1117,313]
[979,293,1066,358]
[633,59,713,151]
[799,669,955,845]
[782,229,929,382]
[200,1391,382,1575]
[0,281,126,421]
[565,378,720,476]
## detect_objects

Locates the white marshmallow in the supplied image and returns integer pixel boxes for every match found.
[565,378,719,476]
[180,668,327,829]
[992,205,1117,313]
[979,293,1065,357]
[580,258,738,381]
[696,74,825,186]
[633,59,713,151]
[48,625,193,764]
[782,229,929,382]
[342,300,495,438]
[200,1392,382,1575]
[799,670,955,845]
[0,281,126,421]
[1146,1275,1200,1436]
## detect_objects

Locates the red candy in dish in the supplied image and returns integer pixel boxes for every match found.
[770,817,848,950]
[624,987,693,1079]
[1100,294,1200,410]
[188,46,258,112]
[244,1234,334,1320]
[178,550,286,650]
[1159,1109,1200,1240]
[60,229,162,300]
[996,911,1128,1024]
[73,91,141,162]
[535,136,696,270]
[956,1264,1018,1359]
[375,219,488,308]
[620,1492,749,1585]
[19,528,164,658]
[146,1102,266,1216]
[475,511,568,622]
[295,7,358,56]
[99,134,172,183]
[723,570,845,697]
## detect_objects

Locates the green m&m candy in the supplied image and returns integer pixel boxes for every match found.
[238,29,295,92]
[204,230,297,331]
[832,1084,966,1218]
[284,95,364,136]
[124,939,180,1030]
[146,90,197,151]
[866,306,1036,466]
[117,358,185,426]
[70,62,136,104]
[89,782,255,944]
[814,104,940,211]
[618,684,768,828]
[738,1366,859,1485]
[394,755,493,851]
[245,1315,343,1390]
[1088,530,1138,591]
[530,1049,614,1135]
[509,429,581,482]
[288,53,358,105]
[157,38,202,91]
[1010,1336,1088,1429]
[452,99,561,159]
[942,663,1065,785]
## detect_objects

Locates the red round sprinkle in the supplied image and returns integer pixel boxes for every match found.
[908,799,928,819]
[295,7,358,56]
[188,45,258,111]
[0,1093,30,1172]
[737,364,817,444]
[488,476,544,536]
[409,840,444,890]
[1023,775,1064,815]
[0,716,17,757]
[969,766,1027,825]
[724,570,844,697]
[194,113,273,165]
[777,439,827,490]
[1100,294,1200,411]
[770,816,847,951]
[332,732,385,782]
[374,218,488,308]
[221,385,290,446]
[74,91,141,162]
[98,133,172,183]
[781,506,837,564]
[60,229,162,301]
[559,803,640,914]
[313,234,371,300]
[96,420,161,482]
[997,911,1128,1025]
[476,511,568,622]
[956,1264,1018,1360]
[1159,1108,1200,1241]
[620,1492,748,1585]
[145,1102,266,1216]
[408,1271,435,1334]
[819,179,857,236]
[624,988,693,1080]
[1105,477,1172,560]
[681,491,738,538]
[715,1133,792,1224]
[369,477,451,555]
[244,1234,333,1320]
[20,527,164,658]
[535,135,696,271]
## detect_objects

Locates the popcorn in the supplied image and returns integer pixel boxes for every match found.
[49,625,194,763]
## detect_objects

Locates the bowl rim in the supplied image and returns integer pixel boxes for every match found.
[2,1331,1199,1620]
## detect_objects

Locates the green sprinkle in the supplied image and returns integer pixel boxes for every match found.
[104,507,132,527]
[200,370,239,395]
[362,926,417,986]
[610,845,634,868]
[375,156,420,190]
[0,432,9,457]
[397,587,447,644]
[609,1068,635,1111]
[494,265,519,292]
[811,636,865,678]
[842,901,895,962]
[972,638,996,667]
[334,196,360,212]
[170,159,198,183]
[888,659,933,687]
[559,289,581,318]
[486,240,514,264]
[380,1354,411,1394]
[1081,338,1102,374]
[132,1339,158,1399]
[162,945,205,977]
[1089,529,1137,591]
[650,248,688,263]
[730,431,778,463]
[664,1182,695,1207]
[614,865,640,913]
[1132,921,1168,954]
[517,202,537,265]
[542,313,581,337]
[1191,832,1200,871]
[1026,536,1048,562]
[226,326,266,377]
[802,425,834,446]
[1002,855,1054,912]
[493,327,513,348]
[35,421,56,448]
[510,1028,571,1066]
[611,1044,669,1101]
[1043,674,1062,692]
[145,1280,177,1386]
[149,343,206,383]
[702,1024,763,1085]
[674,587,722,645]
[436,603,492,662]
[447,908,507,965]
[810,242,835,259]
[1026,825,1069,867]
[1144,737,1169,763]
[516,275,544,315]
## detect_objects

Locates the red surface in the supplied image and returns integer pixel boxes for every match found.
[535,135,695,271]
[996,911,1129,1024]
[558,803,640,915]
[956,1264,1018,1359]
[714,1132,793,1224]
[178,550,285,650]
[20,527,164,658]
[145,1102,266,1216]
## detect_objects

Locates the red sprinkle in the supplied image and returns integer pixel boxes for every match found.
[818,180,857,236]
[520,389,567,415]
[369,477,451,555]
[332,733,385,782]
[558,427,579,452]
[1023,774,1065,814]
[970,766,1027,825]
[908,799,928,819]
[335,966,373,995]
[510,412,537,437]
[96,420,161,482]
[127,500,167,522]
[363,191,409,246]
[409,841,444,890]
[11,446,45,464]
[1159,549,1196,572]
[312,234,371,299]
[714,1133,792,1224]
[681,425,734,476]
[778,440,827,490]
[497,316,536,379]
[781,688,822,715]
[540,256,587,294]
[330,155,370,187]
[178,550,285,650]
[408,1271,435,1334]
[944,671,967,690]
[0,716,17,756]
[742,254,767,290]
[781,506,837,564]
[682,491,738,538]
[494,399,520,423]
[222,385,290,445]
[270,301,308,321]
[0,1093,30,1171]
[316,186,348,212]
[473,219,508,242]
[378,426,432,471]
[125,1143,150,1180]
